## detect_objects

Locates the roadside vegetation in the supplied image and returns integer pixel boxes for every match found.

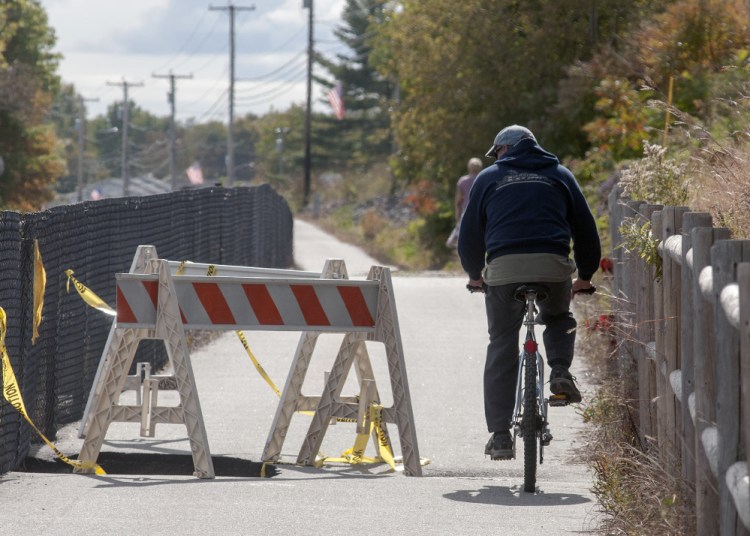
[4,1,750,533]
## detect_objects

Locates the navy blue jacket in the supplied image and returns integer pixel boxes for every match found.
[457,138,601,282]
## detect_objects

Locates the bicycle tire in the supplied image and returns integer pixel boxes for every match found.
[522,351,538,493]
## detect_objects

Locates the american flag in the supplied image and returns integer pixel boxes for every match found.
[326,82,345,120]
[186,162,204,185]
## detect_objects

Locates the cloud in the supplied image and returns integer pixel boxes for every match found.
[43,0,346,119]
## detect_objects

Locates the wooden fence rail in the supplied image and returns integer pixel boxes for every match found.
[608,189,750,536]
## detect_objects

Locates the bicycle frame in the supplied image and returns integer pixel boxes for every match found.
[510,289,552,465]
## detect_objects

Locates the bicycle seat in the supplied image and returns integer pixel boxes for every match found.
[513,284,549,302]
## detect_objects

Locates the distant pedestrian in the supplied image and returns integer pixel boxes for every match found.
[446,157,483,248]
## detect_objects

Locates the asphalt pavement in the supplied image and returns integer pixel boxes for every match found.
[1,218,601,535]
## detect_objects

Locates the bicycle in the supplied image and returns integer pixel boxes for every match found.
[468,281,595,493]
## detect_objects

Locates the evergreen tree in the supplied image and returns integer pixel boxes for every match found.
[316,0,394,173]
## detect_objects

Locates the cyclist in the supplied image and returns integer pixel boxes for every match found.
[457,125,601,460]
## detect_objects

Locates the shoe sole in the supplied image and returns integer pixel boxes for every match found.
[549,377,582,403]
[485,444,514,460]
[487,451,514,461]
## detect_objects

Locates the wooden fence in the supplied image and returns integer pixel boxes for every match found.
[608,188,750,535]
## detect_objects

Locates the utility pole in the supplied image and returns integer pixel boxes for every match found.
[76,96,99,202]
[153,71,193,190]
[107,79,143,196]
[210,2,255,187]
[303,0,314,208]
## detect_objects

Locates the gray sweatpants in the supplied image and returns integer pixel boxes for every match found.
[483,279,576,432]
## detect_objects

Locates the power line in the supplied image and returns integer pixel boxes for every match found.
[235,70,307,104]
[235,63,307,97]
[152,9,213,73]
[236,49,307,83]
[195,89,229,123]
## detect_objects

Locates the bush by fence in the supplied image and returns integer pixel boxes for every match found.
[0,185,293,474]
[609,187,750,535]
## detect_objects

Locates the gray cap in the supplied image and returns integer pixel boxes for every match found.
[485,125,536,158]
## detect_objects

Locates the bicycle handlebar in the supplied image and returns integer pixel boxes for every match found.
[466,283,488,294]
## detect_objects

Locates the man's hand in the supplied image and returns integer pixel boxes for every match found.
[467,277,486,294]
[571,278,595,297]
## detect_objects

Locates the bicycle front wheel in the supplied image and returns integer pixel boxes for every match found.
[522,351,538,493]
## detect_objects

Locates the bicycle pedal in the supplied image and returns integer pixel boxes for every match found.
[548,394,569,407]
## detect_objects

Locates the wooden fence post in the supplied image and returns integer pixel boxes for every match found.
[711,239,750,536]
[636,203,663,444]
[680,212,713,486]
[692,226,730,536]
[653,209,668,457]
[738,263,750,533]
[741,263,750,482]
[621,200,643,412]
[609,186,623,304]
[661,206,690,473]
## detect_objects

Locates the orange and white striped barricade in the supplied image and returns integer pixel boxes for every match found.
[77,246,421,478]
[261,259,422,476]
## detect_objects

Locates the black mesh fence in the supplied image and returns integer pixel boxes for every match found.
[0,185,293,473]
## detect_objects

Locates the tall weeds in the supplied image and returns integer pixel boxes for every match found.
[575,290,696,535]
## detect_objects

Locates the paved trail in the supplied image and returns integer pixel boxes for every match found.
[1,219,601,535]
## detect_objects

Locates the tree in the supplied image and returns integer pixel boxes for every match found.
[316,0,394,174]
[181,120,229,184]
[0,0,65,210]
[50,83,86,194]
[373,0,657,194]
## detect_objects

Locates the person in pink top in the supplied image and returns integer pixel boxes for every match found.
[446,157,483,248]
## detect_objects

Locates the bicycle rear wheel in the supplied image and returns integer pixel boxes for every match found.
[522,351,538,493]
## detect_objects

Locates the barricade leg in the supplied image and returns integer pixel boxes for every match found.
[262,331,319,462]
[370,266,422,476]
[352,340,393,454]
[263,259,357,463]
[79,245,160,438]
[153,260,214,478]
[297,332,368,465]
[77,327,149,472]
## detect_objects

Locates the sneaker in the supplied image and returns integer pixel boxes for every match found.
[484,430,513,460]
[549,366,582,403]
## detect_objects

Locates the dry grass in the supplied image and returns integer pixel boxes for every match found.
[688,142,750,238]
[575,287,696,535]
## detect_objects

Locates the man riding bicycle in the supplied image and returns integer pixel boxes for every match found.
[457,125,601,460]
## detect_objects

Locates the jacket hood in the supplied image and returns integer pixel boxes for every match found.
[497,138,559,170]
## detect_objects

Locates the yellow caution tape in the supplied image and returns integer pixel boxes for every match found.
[235,330,282,397]
[317,403,396,471]
[0,307,105,475]
[32,240,46,344]
[65,269,116,317]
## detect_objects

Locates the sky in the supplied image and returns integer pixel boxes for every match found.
[42,0,347,122]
